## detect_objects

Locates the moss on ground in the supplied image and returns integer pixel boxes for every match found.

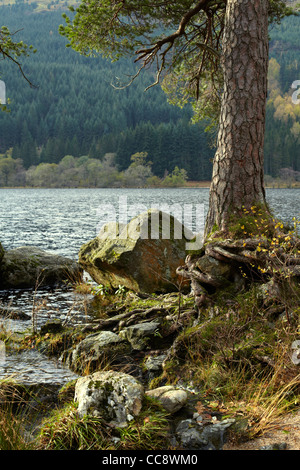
[1,265,300,449]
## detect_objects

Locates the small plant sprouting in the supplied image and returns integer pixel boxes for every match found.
[90,284,110,297]
[90,283,126,298]
[115,284,126,296]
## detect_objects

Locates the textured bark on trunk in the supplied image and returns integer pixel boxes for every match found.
[205,0,269,237]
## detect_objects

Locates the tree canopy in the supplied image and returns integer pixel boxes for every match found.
[60,0,298,237]
[60,0,294,127]
[0,2,299,186]
[0,24,36,101]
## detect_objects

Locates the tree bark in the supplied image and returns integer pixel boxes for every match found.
[205,0,269,237]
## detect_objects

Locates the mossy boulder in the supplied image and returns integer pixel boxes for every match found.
[79,209,195,294]
[66,330,131,374]
[0,246,81,289]
[75,370,144,426]
[119,321,162,351]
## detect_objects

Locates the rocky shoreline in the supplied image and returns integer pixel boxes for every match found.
[0,210,300,450]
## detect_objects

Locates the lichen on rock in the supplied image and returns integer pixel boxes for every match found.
[75,370,144,426]
[79,209,196,294]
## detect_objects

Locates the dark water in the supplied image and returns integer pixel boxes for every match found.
[0,187,299,385]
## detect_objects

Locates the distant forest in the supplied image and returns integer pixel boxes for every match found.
[0,1,299,186]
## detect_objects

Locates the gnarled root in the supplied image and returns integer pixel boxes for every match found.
[177,232,300,312]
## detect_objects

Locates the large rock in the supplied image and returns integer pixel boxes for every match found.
[119,321,161,351]
[175,418,235,450]
[0,246,81,289]
[75,370,144,426]
[66,330,131,373]
[79,210,195,294]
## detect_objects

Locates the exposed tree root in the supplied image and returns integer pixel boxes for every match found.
[177,231,300,310]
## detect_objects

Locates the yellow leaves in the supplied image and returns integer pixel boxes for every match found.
[291,121,300,141]
[195,400,228,421]
[258,267,267,274]
[272,90,300,124]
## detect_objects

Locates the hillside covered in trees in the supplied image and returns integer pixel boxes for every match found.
[0,0,299,187]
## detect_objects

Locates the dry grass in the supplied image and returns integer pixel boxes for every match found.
[0,380,36,450]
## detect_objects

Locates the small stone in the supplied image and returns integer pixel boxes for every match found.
[40,319,64,335]
[144,354,167,371]
[68,330,130,373]
[259,442,287,450]
[176,426,212,450]
[145,385,188,413]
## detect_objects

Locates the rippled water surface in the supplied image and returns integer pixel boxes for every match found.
[0,187,299,385]
[0,349,78,386]
[0,188,209,257]
[0,188,299,258]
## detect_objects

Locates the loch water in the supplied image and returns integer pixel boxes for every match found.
[0,187,299,385]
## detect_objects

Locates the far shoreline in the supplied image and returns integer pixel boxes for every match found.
[1,181,300,190]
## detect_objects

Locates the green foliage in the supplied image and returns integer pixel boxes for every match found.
[0,381,35,450]
[0,151,189,187]
[37,396,171,450]
[91,283,111,297]
[227,204,276,239]
[129,152,150,168]
[0,407,34,450]
[0,25,36,61]
[0,23,36,98]
[264,13,300,177]
[0,155,26,186]
[59,0,226,128]
[161,166,188,187]
[0,4,214,180]
[37,402,113,450]
[116,397,171,451]
[59,0,295,129]
[0,2,299,181]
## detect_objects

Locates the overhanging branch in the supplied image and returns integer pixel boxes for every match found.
[0,48,37,88]
[135,0,213,63]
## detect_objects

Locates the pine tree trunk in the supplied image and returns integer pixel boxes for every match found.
[205,0,269,237]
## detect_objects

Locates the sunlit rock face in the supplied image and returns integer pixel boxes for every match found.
[79,209,195,294]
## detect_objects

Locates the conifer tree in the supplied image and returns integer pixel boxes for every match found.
[60,0,294,236]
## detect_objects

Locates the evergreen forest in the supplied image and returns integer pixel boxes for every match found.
[0,0,299,187]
